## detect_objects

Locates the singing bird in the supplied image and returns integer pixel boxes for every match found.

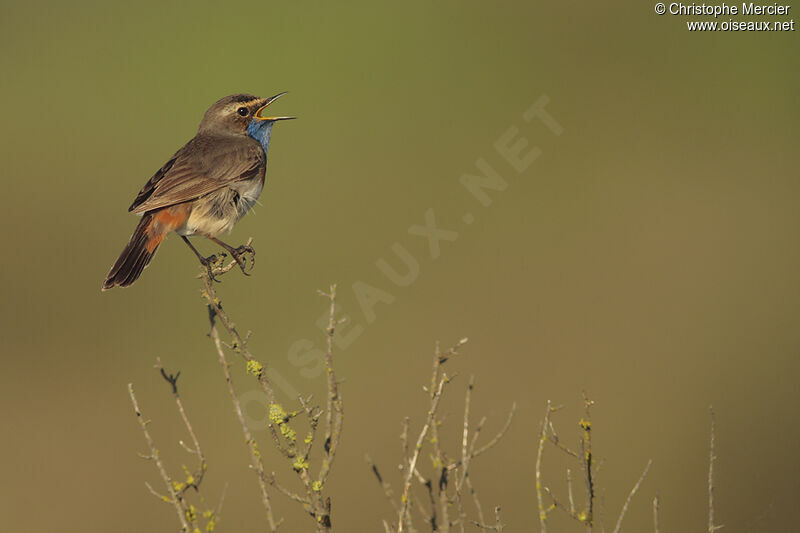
[102,93,294,290]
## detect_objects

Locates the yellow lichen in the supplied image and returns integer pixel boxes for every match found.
[248,439,261,460]
[205,510,217,532]
[293,457,309,471]
[280,423,297,443]
[246,359,263,377]
[269,404,288,424]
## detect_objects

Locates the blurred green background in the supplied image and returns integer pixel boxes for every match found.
[1,1,798,531]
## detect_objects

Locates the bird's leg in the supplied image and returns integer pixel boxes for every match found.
[207,236,255,275]
[181,236,221,282]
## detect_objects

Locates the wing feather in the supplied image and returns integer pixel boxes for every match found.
[129,134,265,214]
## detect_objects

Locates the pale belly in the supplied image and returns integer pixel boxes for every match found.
[177,178,264,237]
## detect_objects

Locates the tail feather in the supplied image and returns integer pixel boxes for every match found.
[102,214,162,290]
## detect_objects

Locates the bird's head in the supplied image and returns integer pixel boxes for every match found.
[198,93,294,136]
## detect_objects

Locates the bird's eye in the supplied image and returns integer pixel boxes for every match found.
[237,107,249,117]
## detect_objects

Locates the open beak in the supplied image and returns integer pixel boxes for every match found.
[254,92,295,121]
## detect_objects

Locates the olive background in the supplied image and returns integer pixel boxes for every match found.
[1,1,798,531]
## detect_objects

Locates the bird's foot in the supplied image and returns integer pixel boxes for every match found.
[199,254,222,282]
[228,244,256,275]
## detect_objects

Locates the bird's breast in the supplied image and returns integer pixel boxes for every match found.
[178,175,264,237]
[232,175,264,214]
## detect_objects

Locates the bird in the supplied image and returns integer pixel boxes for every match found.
[102,93,294,290]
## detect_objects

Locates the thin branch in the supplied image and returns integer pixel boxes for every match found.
[266,472,311,505]
[429,346,451,533]
[400,417,410,468]
[567,469,575,515]
[155,358,207,492]
[611,459,652,533]
[128,384,192,532]
[208,317,278,532]
[455,375,477,532]
[547,422,580,459]
[653,494,660,533]
[365,454,400,515]
[465,475,485,527]
[418,476,437,531]
[544,486,585,524]
[144,481,170,503]
[708,407,723,532]
[536,401,552,532]
[216,483,229,518]
[199,255,277,407]
[470,506,504,531]
[581,392,595,532]
[494,506,504,532]
[461,376,474,484]
[317,285,344,488]
[472,402,516,459]
[369,336,511,532]
[199,259,345,531]
[397,375,447,532]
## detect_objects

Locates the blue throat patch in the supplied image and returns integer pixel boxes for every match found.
[246,119,274,154]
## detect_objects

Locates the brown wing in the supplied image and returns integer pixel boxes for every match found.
[129,133,265,214]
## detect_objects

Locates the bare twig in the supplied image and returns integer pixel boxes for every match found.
[461,376,474,485]
[216,483,229,517]
[465,474,485,528]
[133,252,347,532]
[536,401,552,532]
[567,469,576,515]
[398,374,447,532]
[543,486,584,525]
[473,402,516,459]
[198,261,344,531]
[155,358,207,492]
[548,413,580,459]
[581,393,595,532]
[537,394,600,532]
[266,472,311,505]
[365,454,400,515]
[611,459,652,533]
[199,251,277,407]
[400,417,410,468]
[653,494,660,533]
[470,506,504,531]
[208,317,278,531]
[708,407,723,532]
[317,285,344,488]
[455,375,478,532]
[128,384,192,532]
[369,337,511,532]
